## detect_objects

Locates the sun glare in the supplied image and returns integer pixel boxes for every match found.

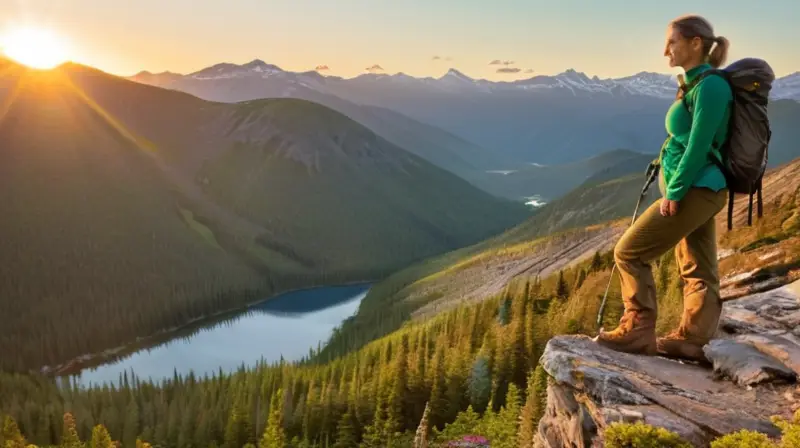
[1,26,70,69]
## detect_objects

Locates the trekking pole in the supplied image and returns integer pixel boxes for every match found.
[596,161,660,332]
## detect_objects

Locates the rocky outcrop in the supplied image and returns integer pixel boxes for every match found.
[535,280,800,448]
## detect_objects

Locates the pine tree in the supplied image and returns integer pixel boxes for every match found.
[224,396,248,448]
[490,331,511,413]
[260,388,286,448]
[497,295,511,326]
[433,406,481,444]
[509,295,528,391]
[524,310,539,372]
[518,369,540,448]
[178,405,196,448]
[345,366,364,442]
[2,415,27,448]
[332,412,357,448]
[555,270,569,300]
[302,380,319,443]
[61,413,83,448]
[360,383,386,448]
[590,251,603,273]
[123,399,140,448]
[531,365,549,427]
[385,334,409,438]
[90,425,113,448]
[467,356,491,413]
[482,384,522,448]
[521,279,531,305]
[427,345,448,431]
[573,268,587,292]
[497,383,523,448]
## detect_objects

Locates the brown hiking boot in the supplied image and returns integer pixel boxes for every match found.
[594,310,657,355]
[656,328,709,363]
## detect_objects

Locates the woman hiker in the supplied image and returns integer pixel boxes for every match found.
[594,14,732,362]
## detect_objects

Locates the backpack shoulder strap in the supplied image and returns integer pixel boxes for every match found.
[680,69,724,112]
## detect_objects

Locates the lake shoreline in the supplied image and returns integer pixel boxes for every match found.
[41,279,375,382]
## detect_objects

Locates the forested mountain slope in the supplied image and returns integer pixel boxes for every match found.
[317,154,800,363]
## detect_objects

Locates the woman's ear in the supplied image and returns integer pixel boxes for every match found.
[690,36,704,53]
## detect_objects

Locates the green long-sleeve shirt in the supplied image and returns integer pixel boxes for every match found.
[659,63,731,202]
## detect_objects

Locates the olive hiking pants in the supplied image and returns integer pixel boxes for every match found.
[613,187,729,343]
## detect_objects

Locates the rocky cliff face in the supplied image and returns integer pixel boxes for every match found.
[535,279,800,447]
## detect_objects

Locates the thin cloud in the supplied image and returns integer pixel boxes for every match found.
[489,59,515,66]
[315,65,330,71]
[432,55,442,60]
[365,64,384,73]
[497,67,522,74]
[525,69,534,73]
[432,55,453,61]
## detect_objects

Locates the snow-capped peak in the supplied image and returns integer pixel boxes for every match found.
[241,59,282,73]
[440,68,473,83]
[556,68,590,82]
[773,71,800,100]
[189,59,283,80]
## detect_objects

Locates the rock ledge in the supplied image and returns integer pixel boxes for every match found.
[535,280,800,447]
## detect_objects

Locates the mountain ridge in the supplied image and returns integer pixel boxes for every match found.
[130,59,800,170]
[131,58,800,100]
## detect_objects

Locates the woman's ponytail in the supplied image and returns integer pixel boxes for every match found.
[708,36,729,68]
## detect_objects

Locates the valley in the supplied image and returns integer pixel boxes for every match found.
[0,58,528,373]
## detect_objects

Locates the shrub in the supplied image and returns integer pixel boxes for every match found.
[603,421,693,448]
[772,408,800,448]
[709,430,775,448]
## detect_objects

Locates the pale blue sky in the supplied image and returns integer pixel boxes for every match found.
[1,0,797,79]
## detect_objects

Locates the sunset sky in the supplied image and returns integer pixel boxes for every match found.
[1,0,798,80]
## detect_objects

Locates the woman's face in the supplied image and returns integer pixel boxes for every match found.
[664,25,699,69]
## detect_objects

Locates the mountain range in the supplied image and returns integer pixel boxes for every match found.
[132,59,800,201]
[134,59,800,101]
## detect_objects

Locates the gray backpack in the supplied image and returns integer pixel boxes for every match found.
[680,58,775,230]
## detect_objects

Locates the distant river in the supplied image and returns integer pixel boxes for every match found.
[64,284,370,387]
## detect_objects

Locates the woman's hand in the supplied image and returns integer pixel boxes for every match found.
[660,199,679,217]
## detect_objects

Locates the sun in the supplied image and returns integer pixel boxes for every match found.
[1,26,70,69]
